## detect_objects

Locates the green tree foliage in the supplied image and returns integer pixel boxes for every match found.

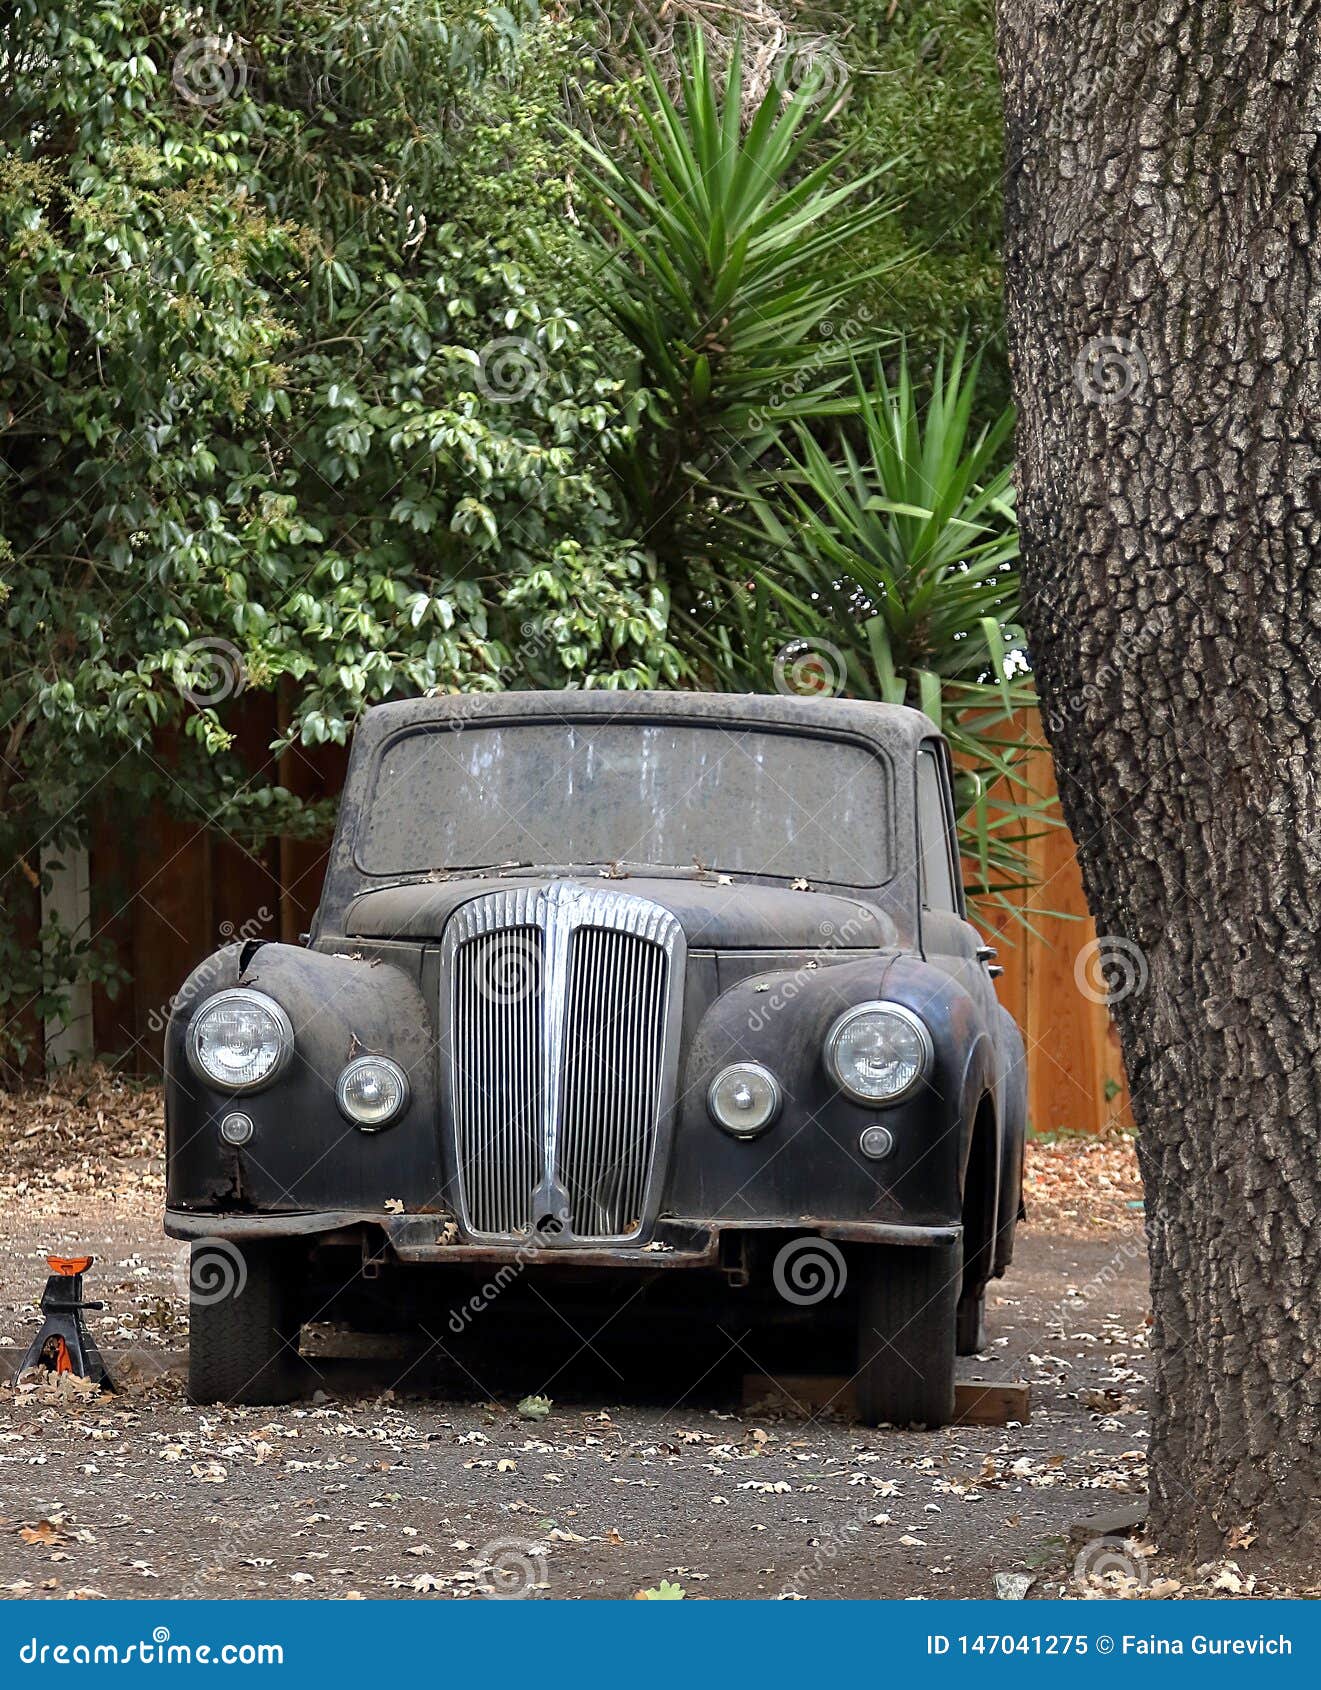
[0,2,1022,1067]
[580,29,1049,920]
[0,0,678,1062]
[595,1,1007,413]
[842,0,1006,408]
[573,28,899,595]
[709,345,1047,915]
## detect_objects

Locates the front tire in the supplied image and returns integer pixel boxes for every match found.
[187,1239,303,1405]
[855,1240,960,1428]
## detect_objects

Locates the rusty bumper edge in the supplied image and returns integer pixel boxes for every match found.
[166,1208,369,1241]
[165,1209,960,1262]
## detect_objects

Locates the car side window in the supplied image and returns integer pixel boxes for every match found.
[917,746,959,914]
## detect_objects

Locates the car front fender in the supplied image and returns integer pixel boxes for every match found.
[164,942,443,1216]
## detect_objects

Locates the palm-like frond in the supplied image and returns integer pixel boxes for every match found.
[704,342,1062,925]
[572,28,903,569]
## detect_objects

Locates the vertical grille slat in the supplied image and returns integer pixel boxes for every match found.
[444,886,681,1242]
[556,922,670,1238]
[450,920,545,1236]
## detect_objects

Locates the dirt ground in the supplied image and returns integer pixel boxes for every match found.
[0,1071,1275,1601]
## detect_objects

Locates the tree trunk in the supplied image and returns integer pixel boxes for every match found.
[996,0,1321,1567]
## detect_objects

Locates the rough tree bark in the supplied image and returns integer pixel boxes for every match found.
[996,0,1321,1565]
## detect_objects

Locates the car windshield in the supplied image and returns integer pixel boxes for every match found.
[355,720,892,886]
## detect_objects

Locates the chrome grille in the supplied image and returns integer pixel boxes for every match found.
[451,923,544,1235]
[559,925,669,1238]
[443,884,683,1243]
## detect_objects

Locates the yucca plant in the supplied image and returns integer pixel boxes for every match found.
[573,28,902,594]
[708,342,1060,923]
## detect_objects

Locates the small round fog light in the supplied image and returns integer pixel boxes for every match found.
[219,1111,254,1146]
[859,1124,894,1161]
[708,1062,782,1137]
[336,1055,409,1129]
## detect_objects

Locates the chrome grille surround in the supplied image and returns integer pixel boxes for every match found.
[442,883,684,1243]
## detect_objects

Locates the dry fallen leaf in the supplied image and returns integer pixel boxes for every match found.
[19,1521,61,1547]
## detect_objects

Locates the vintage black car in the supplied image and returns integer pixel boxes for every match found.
[165,691,1026,1425]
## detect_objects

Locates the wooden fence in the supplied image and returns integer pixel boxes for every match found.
[972,717,1133,1136]
[18,701,1132,1133]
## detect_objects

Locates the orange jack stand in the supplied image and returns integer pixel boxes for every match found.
[15,1255,114,1390]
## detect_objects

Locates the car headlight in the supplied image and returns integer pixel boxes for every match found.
[336,1056,410,1129]
[825,1002,932,1105]
[188,989,293,1093]
[708,1062,782,1137]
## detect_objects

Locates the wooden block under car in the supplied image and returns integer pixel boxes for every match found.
[952,1379,1031,1426]
[741,1374,1031,1426]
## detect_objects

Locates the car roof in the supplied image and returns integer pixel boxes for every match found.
[351,690,938,758]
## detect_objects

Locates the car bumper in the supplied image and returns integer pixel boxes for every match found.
[165,1208,962,1266]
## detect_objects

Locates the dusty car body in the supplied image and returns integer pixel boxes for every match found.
[165,691,1026,1424]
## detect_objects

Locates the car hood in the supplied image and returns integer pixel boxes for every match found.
[342,876,898,951]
